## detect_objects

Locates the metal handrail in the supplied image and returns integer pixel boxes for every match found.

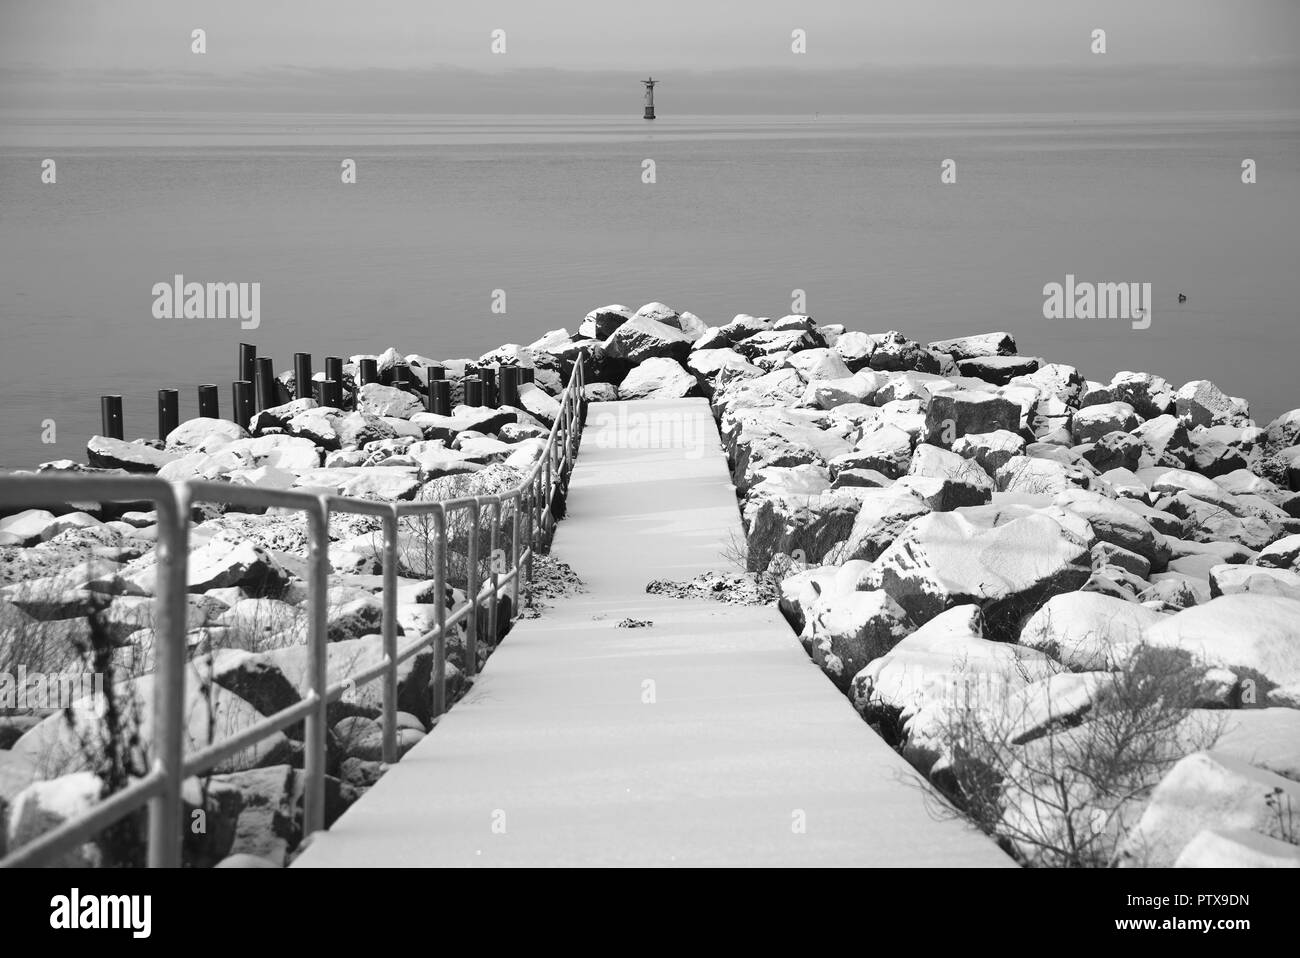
[0,353,587,867]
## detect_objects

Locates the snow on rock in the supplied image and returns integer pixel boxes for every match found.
[802,591,914,691]
[1208,563,1300,599]
[1174,828,1300,867]
[863,510,1092,639]
[86,436,179,473]
[165,417,250,453]
[1019,591,1168,669]
[616,357,700,400]
[851,604,1055,716]
[578,304,633,340]
[1117,751,1300,867]
[923,389,1022,448]
[1175,380,1251,429]
[1142,594,1300,690]
[12,671,294,780]
[603,315,694,364]
[927,332,1018,361]
[6,772,105,867]
[824,487,930,564]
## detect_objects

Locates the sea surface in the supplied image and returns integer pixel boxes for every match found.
[0,111,1297,468]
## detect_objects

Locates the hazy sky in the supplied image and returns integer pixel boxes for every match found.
[1,0,1297,113]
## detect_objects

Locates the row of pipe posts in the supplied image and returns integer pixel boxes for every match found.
[98,344,540,440]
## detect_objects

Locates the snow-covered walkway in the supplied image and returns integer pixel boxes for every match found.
[293,398,1013,867]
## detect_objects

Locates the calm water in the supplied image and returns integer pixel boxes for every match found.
[1,112,1297,468]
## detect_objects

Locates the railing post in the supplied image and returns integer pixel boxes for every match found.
[488,499,501,646]
[431,506,448,718]
[543,447,553,541]
[147,482,188,868]
[524,476,535,589]
[303,498,330,838]
[359,358,379,386]
[381,509,399,764]
[465,500,479,678]
[510,489,521,620]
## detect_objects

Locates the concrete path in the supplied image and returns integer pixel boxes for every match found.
[294,398,1013,867]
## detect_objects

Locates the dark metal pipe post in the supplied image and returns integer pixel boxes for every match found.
[499,366,520,408]
[294,353,313,401]
[157,388,179,440]
[197,384,219,419]
[431,379,451,416]
[239,343,257,383]
[100,395,124,439]
[232,381,253,428]
[254,357,277,411]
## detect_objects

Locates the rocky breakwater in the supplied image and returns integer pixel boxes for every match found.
[0,340,590,866]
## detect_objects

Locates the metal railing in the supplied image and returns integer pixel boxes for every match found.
[0,354,586,867]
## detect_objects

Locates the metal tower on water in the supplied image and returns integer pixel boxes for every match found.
[642,77,657,119]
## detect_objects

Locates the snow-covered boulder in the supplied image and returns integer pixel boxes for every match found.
[1019,591,1167,670]
[864,511,1092,639]
[803,592,914,691]
[1117,751,1300,867]
[616,357,700,400]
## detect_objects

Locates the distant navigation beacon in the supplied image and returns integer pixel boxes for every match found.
[642,77,657,120]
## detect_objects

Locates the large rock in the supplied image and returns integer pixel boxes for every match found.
[124,537,290,596]
[579,304,633,339]
[165,417,251,453]
[1208,563,1300,599]
[603,316,694,364]
[864,511,1092,639]
[802,592,914,691]
[1071,401,1140,444]
[1117,752,1300,867]
[843,424,914,479]
[726,409,853,493]
[1175,380,1250,428]
[927,332,1017,361]
[1133,415,1195,469]
[5,771,105,867]
[1019,591,1167,669]
[1174,828,1300,867]
[516,383,562,425]
[923,389,1022,448]
[85,437,179,473]
[956,355,1040,386]
[743,487,860,571]
[1086,371,1176,419]
[617,357,700,400]
[824,487,931,563]
[867,331,939,373]
[951,430,1025,475]
[12,671,293,779]
[1142,594,1300,690]
[851,604,1056,716]
[355,383,423,420]
[1054,488,1170,568]
[906,443,996,505]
